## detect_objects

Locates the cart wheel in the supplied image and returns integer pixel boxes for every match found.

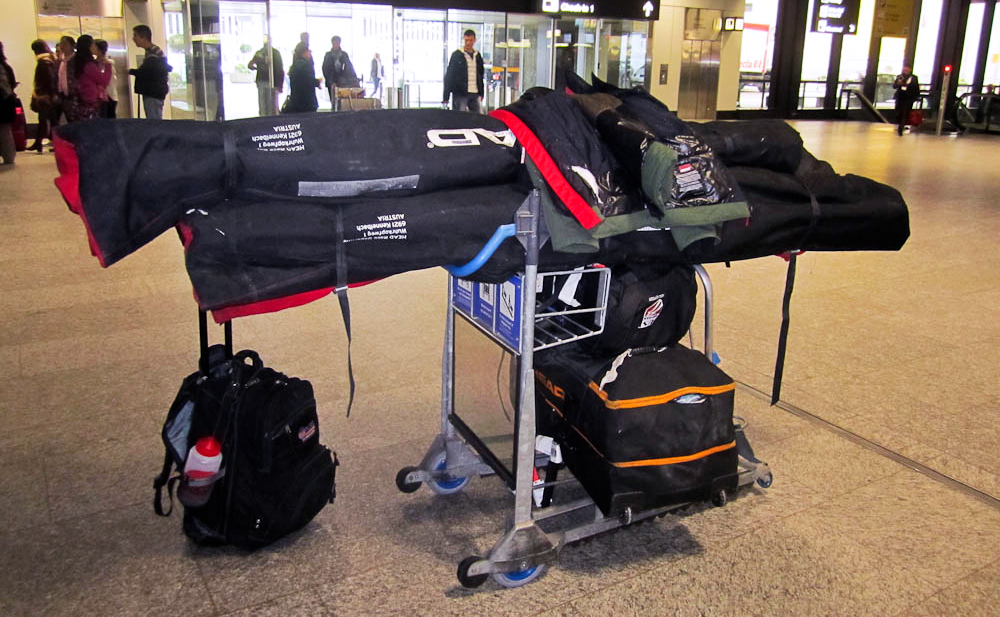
[756,471,774,489]
[492,564,547,588]
[457,556,488,588]
[712,489,728,508]
[395,466,422,493]
[427,451,471,495]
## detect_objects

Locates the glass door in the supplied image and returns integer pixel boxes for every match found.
[448,10,508,110]
[163,1,194,119]
[500,14,554,103]
[553,18,598,91]
[597,19,649,89]
[394,8,446,108]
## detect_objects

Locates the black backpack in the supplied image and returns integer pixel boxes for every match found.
[154,345,338,551]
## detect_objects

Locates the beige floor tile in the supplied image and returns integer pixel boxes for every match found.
[895,560,1000,617]
[755,423,908,499]
[219,590,333,617]
[0,444,50,531]
[807,470,1000,586]
[0,290,195,347]
[0,504,215,617]
[835,415,947,463]
[925,455,1000,501]
[567,513,935,617]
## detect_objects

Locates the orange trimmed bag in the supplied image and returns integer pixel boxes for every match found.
[534,345,739,516]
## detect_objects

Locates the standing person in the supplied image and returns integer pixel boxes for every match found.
[370,52,384,99]
[443,29,484,113]
[55,35,75,126]
[322,36,358,109]
[28,39,57,151]
[282,42,320,114]
[65,35,111,123]
[247,38,283,116]
[0,41,17,165]
[299,32,314,67]
[129,24,170,120]
[893,66,920,136]
[94,39,118,118]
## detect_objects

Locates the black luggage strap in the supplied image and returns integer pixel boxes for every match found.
[771,252,797,405]
[335,210,356,416]
[153,450,180,517]
[769,173,820,405]
[223,128,238,197]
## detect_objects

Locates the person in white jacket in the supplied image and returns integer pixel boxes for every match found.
[95,39,118,118]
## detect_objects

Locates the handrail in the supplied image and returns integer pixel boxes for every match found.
[842,88,890,123]
[955,92,1000,133]
[444,224,517,277]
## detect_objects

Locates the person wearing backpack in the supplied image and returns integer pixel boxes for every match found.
[129,24,171,119]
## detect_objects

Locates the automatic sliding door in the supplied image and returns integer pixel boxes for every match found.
[554,18,597,91]
[447,10,506,110]
[597,20,649,88]
[501,14,554,103]
[395,9,446,108]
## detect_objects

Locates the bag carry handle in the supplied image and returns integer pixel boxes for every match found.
[232,349,264,372]
[198,310,233,374]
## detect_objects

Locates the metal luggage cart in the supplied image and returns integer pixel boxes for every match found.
[395,191,773,589]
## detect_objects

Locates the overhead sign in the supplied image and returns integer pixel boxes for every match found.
[536,0,659,20]
[36,0,123,16]
[874,0,915,38]
[811,0,861,34]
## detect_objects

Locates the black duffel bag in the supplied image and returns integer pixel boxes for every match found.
[154,347,338,551]
[573,263,697,356]
[535,344,738,516]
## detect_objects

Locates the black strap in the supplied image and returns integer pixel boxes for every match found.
[771,252,797,405]
[198,309,210,374]
[335,210,356,416]
[223,128,237,196]
[153,449,178,517]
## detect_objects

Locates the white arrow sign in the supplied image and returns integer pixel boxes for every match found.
[643,1,654,17]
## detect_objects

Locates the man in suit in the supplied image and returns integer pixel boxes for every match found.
[893,66,920,136]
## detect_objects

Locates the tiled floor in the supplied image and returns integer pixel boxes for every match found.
[0,121,998,616]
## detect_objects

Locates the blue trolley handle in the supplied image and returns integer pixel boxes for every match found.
[444,224,517,278]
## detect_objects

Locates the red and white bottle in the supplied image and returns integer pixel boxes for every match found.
[178,436,223,508]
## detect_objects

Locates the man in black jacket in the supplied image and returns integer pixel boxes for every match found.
[129,24,170,119]
[893,66,920,136]
[322,36,358,110]
[443,29,484,113]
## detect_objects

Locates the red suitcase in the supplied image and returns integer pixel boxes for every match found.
[12,98,26,151]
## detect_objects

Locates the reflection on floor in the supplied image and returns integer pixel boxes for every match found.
[0,121,997,616]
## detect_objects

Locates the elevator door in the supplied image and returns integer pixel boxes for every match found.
[677,8,721,120]
[678,40,721,119]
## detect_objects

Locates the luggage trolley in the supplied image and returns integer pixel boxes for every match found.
[396,191,773,588]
